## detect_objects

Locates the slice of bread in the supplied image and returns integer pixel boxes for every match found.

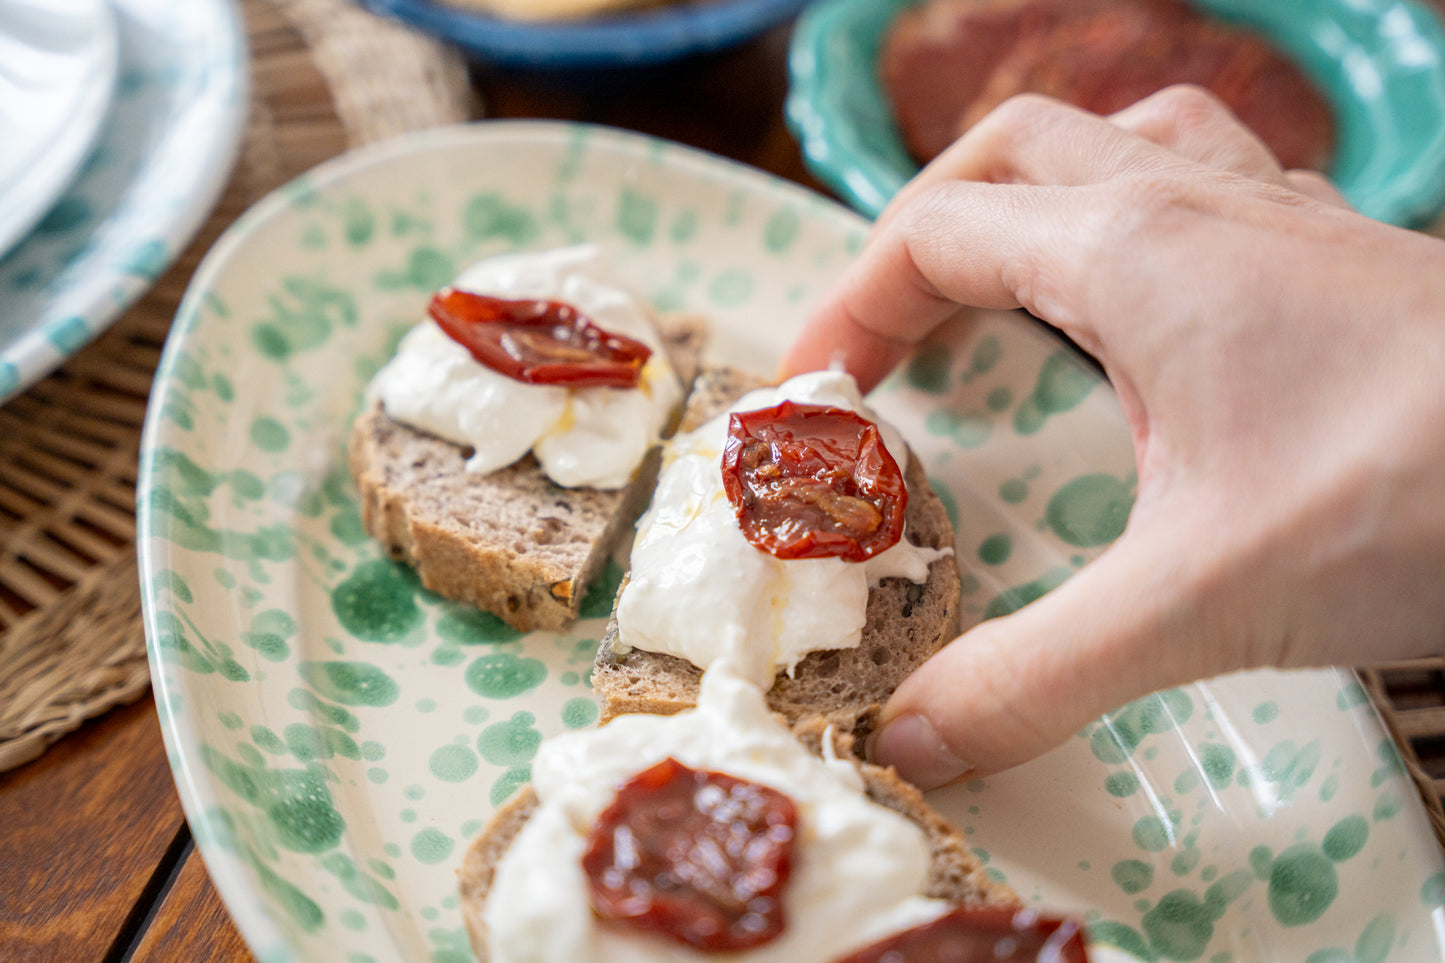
[591,367,961,739]
[457,762,1017,962]
[349,315,706,633]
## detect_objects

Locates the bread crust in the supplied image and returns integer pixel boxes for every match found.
[591,368,961,739]
[456,766,1016,962]
[459,787,540,962]
[349,315,705,632]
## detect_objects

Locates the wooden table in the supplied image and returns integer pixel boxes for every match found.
[0,23,818,962]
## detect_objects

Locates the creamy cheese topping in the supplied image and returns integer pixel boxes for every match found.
[614,370,951,689]
[366,245,682,490]
[484,665,951,963]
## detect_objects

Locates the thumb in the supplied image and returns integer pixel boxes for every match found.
[869,520,1233,787]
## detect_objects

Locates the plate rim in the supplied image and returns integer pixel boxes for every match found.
[0,0,120,257]
[784,0,1445,226]
[0,0,250,406]
[352,0,811,68]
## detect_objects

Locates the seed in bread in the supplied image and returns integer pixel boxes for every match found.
[591,366,961,737]
[349,313,705,632]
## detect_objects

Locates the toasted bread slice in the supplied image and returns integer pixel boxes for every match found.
[457,761,1016,962]
[349,315,706,633]
[591,366,961,738]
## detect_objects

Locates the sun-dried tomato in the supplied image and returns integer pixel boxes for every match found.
[721,401,907,562]
[582,757,797,951]
[428,288,652,389]
[831,907,1090,962]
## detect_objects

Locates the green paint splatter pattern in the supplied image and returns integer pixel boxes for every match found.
[137,129,1444,963]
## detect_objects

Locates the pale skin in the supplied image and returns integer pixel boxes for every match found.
[780,86,1445,790]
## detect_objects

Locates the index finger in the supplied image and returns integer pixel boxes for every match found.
[780,180,1092,389]
[781,98,1174,387]
[875,94,1181,237]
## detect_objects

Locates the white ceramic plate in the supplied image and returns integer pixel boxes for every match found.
[0,0,247,405]
[140,121,1445,963]
[0,0,118,258]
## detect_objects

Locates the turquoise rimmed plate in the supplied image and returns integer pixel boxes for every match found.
[786,0,1445,226]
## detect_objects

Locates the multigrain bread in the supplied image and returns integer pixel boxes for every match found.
[350,315,706,633]
[458,764,1017,962]
[591,366,961,738]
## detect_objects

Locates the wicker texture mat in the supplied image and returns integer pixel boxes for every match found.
[0,0,475,772]
[1363,663,1445,842]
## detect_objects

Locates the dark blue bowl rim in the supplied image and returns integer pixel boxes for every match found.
[354,0,811,67]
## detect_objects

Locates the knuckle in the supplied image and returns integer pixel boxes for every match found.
[1095,173,1200,233]
[891,182,968,259]
[974,92,1066,146]
[1143,84,1232,131]
[994,91,1065,121]
[880,183,968,304]
[898,180,961,228]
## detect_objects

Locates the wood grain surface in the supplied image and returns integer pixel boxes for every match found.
[0,698,188,961]
[129,844,252,963]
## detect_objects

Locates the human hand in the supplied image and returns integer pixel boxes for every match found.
[781,87,1445,788]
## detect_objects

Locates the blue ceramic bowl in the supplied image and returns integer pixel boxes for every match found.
[786,0,1445,226]
[354,0,809,68]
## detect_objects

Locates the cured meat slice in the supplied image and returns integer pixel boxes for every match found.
[882,0,1335,172]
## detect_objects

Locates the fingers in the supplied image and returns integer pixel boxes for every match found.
[784,89,1285,386]
[1107,86,1350,210]
[869,521,1230,786]
[786,97,1139,384]
[875,94,1175,237]
[780,181,1093,389]
[782,87,1334,388]
[1107,85,1288,186]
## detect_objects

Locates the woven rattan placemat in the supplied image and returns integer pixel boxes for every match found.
[0,0,475,772]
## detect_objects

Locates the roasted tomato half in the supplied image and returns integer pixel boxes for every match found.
[721,401,907,562]
[582,757,797,952]
[428,288,652,389]
[831,906,1090,962]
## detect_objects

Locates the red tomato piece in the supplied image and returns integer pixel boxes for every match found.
[582,757,798,952]
[720,401,907,562]
[831,907,1091,962]
[427,288,652,389]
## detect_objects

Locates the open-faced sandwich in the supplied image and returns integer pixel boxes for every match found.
[351,245,704,631]
[592,366,960,737]
[459,663,1090,962]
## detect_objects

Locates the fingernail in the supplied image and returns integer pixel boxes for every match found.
[869,713,972,791]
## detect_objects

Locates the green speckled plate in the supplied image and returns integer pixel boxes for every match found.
[785,0,1445,227]
[139,121,1445,963]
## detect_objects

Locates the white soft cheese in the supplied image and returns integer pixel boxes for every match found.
[484,665,951,963]
[614,370,950,689]
[366,245,682,490]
